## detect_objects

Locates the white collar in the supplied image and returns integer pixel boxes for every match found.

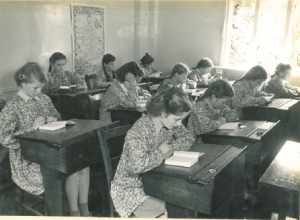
[17,89,40,102]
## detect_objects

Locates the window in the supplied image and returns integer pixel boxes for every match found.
[224,0,300,75]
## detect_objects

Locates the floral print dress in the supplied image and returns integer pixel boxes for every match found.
[0,90,60,195]
[42,71,87,95]
[263,75,300,98]
[230,80,265,119]
[95,67,116,87]
[99,80,150,122]
[187,99,239,142]
[110,114,195,217]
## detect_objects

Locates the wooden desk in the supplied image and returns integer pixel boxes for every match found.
[140,77,165,85]
[16,119,112,216]
[50,88,108,120]
[258,140,300,219]
[202,120,285,191]
[108,106,145,126]
[243,98,300,127]
[142,143,247,219]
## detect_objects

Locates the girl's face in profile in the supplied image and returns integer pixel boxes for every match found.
[104,61,115,72]
[21,77,44,97]
[249,79,265,88]
[160,111,190,130]
[145,63,152,70]
[211,96,231,109]
[52,59,66,74]
[279,69,291,80]
[175,72,188,84]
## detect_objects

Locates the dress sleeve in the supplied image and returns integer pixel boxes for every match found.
[157,80,173,94]
[221,105,239,122]
[189,107,220,135]
[188,70,198,82]
[124,128,164,174]
[70,72,87,89]
[117,85,138,108]
[42,79,52,95]
[231,83,258,108]
[0,104,34,149]
[44,95,61,120]
[168,125,195,150]
[95,70,111,87]
[274,78,298,97]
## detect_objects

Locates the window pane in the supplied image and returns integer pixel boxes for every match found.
[229,0,256,67]
[256,0,288,73]
[288,0,300,75]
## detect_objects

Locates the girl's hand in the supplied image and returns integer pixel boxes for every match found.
[257,97,268,105]
[158,141,172,156]
[46,116,58,123]
[33,117,45,130]
[125,73,137,86]
[217,117,226,126]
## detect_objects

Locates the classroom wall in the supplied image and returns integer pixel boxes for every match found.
[0,0,136,100]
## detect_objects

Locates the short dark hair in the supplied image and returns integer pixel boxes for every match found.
[146,87,193,117]
[14,62,47,87]
[140,53,154,66]
[48,52,67,72]
[116,61,143,82]
[170,63,191,77]
[102,53,116,65]
[193,57,214,69]
[199,79,235,101]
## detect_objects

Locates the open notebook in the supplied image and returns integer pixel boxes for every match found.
[55,85,77,92]
[218,122,240,130]
[39,120,76,131]
[165,151,205,167]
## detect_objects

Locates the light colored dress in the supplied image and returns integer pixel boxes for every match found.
[99,80,150,122]
[110,113,195,217]
[95,67,116,87]
[0,90,60,195]
[156,77,188,94]
[188,69,212,85]
[141,66,157,77]
[230,80,265,119]
[187,99,239,142]
[42,71,87,95]
[263,75,300,98]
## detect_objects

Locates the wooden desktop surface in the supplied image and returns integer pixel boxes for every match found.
[258,140,300,219]
[16,119,112,216]
[142,143,247,219]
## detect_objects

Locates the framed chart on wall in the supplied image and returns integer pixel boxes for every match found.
[71,5,105,76]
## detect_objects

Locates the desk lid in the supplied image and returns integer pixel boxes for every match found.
[15,119,111,147]
[108,105,147,113]
[51,88,108,98]
[149,143,245,186]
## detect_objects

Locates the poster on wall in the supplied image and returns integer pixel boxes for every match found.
[71,5,105,76]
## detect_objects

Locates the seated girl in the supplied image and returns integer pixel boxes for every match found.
[95,53,117,87]
[0,63,90,216]
[187,80,238,142]
[140,53,161,77]
[156,63,190,94]
[188,58,221,86]
[263,63,300,98]
[110,87,195,218]
[42,52,86,95]
[99,61,151,122]
[230,65,269,119]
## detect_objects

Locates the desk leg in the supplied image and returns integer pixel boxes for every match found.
[40,165,64,216]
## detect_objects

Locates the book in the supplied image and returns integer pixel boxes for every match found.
[218,122,240,130]
[39,120,75,131]
[55,85,77,92]
[165,151,205,167]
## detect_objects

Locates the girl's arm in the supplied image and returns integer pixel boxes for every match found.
[168,124,195,150]
[70,71,87,89]
[95,70,111,87]
[124,129,164,174]
[221,105,239,122]
[115,84,138,108]
[274,79,298,97]
[188,71,198,82]
[189,110,221,135]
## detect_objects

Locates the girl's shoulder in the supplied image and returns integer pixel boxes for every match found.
[127,114,153,136]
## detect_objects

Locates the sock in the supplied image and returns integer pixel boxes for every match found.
[79,202,89,217]
[70,210,80,216]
